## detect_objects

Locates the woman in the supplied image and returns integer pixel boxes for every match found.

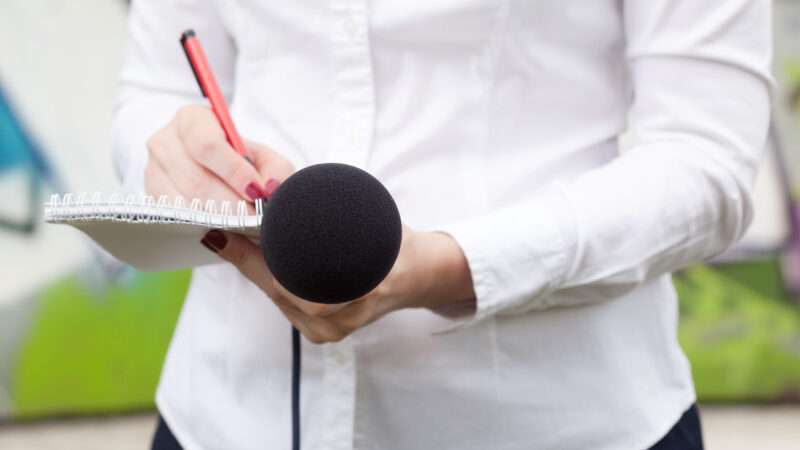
[114,1,771,449]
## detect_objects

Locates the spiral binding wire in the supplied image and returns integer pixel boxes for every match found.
[44,193,262,228]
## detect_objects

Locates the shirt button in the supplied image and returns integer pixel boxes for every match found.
[339,16,360,40]
[332,348,348,365]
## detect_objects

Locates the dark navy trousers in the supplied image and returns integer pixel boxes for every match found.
[152,404,703,449]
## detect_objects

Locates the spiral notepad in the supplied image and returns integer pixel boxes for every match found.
[45,193,264,271]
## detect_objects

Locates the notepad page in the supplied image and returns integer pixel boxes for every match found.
[44,193,263,271]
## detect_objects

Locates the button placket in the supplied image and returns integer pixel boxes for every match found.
[318,338,356,450]
[328,0,375,169]
[322,2,372,447]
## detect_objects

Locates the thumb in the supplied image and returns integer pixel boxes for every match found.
[202,230,274,287]
[245,140,295,184]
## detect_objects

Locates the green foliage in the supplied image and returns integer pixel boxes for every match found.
[12,270,190,418]
[675,263,800,402]
[9,259,800,417]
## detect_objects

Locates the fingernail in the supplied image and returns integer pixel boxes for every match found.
[200,238,218,254]
[264,178,280,198]
[245,182,267,201]
[202,230,228,251]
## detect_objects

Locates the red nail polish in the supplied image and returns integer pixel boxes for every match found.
[245,182,267,201]
[264,178,280,198]
[200,238,218,254]
[203,230,228,251]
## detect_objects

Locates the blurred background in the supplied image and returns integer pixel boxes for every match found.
[1,1,800,449]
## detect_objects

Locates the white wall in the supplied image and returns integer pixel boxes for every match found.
[0,0,128,304]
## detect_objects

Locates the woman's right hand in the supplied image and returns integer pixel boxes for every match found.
[144,105,294,207]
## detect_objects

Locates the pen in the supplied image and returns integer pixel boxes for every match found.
[180,35,298,450]
[180,29,252,164]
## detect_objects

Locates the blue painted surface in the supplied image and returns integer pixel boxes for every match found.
[0,84,56,185]
[0,82,62,233]
[0,87,32,173]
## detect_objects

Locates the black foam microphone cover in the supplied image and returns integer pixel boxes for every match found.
[260,163,402,304]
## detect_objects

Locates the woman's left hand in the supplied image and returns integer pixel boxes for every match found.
[201,227,475,343]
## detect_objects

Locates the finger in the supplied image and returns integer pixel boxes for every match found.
[205,231,318,335]
[206,231,312,317]
[269,300,328,343]
[144,161,183,200]
[209,226,347,318]
[246,141,294,197]
[208,232,352,343]
[272,301,349,344]
[267,285,357,342]
[271,281,349,318]
[208,235,341,342]
[245,140,295,183]
[207,231,277,289]
[176,106,267,202]
[149,128,244,206]
[329,297,381,331]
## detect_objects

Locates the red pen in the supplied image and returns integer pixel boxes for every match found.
[180,29,252,163]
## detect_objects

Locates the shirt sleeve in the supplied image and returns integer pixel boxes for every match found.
[112,0,236,194]
[438,0,773,329]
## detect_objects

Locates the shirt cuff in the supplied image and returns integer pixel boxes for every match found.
[434,184,577,333]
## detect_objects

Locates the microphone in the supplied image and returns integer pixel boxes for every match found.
[259,162,402,450]
[259,163,402,304]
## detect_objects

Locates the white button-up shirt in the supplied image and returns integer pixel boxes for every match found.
[112,1,772,449]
